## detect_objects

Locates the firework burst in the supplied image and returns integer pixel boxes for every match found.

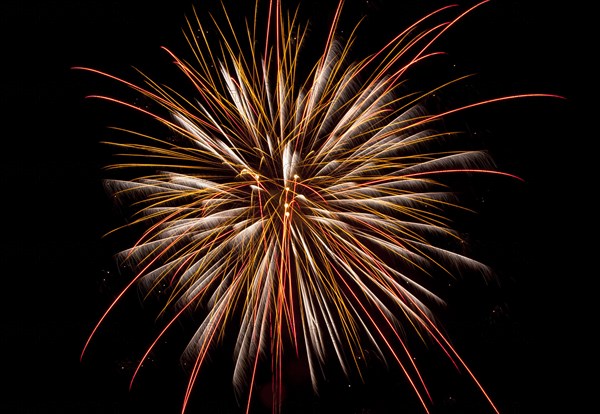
[78,1,559,413]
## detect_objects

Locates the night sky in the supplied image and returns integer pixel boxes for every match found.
[2,0,583,413]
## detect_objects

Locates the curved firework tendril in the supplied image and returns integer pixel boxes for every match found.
[78,1,562,413]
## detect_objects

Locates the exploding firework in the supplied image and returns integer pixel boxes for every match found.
[78,1,559,413]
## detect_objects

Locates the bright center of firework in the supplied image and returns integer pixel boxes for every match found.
[248,172,301,222]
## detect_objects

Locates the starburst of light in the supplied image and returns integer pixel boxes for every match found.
[77,1,560,413]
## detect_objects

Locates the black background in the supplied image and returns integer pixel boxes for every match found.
[1,0,584,413]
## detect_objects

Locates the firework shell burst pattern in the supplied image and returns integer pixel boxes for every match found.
[78,1,559,413]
